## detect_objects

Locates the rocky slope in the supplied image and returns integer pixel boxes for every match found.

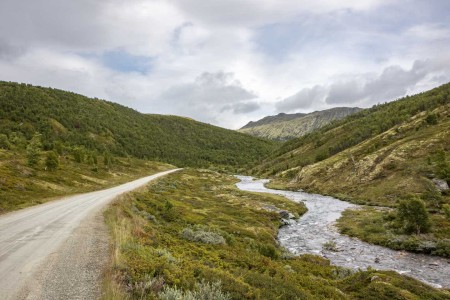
[239,107,362,141]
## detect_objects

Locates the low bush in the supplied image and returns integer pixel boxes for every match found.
[105,169,450,299]
[181,226,226,245]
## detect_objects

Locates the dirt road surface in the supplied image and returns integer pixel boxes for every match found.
[0,169,180,299]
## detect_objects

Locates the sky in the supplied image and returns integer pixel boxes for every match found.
[0,0,449,129]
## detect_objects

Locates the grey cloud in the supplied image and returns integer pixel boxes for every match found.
[326,60,429,104]
[0,0,107,50]
[158,71,258,124]
[276,85,327,113]
[326,81,363,104]
[175,71,257,104]
[363,61,428,101]
[221,101,260,114]
[0,40,24,60]
[277,60,439,112]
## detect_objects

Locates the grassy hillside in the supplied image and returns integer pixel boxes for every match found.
[0,148,173,213]
[253,83,450,256]
[0,81,276,169]
[103,169,450,299]
[239,107,362,141]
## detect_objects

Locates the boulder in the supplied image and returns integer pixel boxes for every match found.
[432,178,449,191]
[279,210,290,219]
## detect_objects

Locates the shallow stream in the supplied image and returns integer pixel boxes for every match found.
[235,176,450,288]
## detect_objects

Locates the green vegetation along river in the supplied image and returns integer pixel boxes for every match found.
[236,176,450,289]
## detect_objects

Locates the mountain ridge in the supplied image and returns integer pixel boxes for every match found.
[239,107,362,141]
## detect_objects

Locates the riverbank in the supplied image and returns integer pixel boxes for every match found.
[236,176,450,289]
[104,169,449,299]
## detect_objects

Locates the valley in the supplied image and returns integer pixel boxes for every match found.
[2,1,450,298]
[0,81,449,299]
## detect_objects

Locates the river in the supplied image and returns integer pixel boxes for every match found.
[235,175,450,289]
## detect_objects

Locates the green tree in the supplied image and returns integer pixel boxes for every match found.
[26,133,42,167]
[425,113,438,125]
[434,149,450,183]
[0,134,11,149]
[9,132,27,149]
[45,151,59,171]
[73,147,85,163]
[397,197,431,234]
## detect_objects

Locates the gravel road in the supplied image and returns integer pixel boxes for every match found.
[0,169,180,300]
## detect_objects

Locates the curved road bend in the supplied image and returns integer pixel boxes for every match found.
[0,169,181,299]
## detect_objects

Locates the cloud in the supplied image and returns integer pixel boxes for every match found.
[277,59,443,112]
[0,40,24,60]
[157,71,258,126]
[326,60,429,105]
[0,0,449,128]
[222,102,261,114]
[276,85,327,112]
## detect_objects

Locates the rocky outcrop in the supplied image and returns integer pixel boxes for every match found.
[432,178,449,191]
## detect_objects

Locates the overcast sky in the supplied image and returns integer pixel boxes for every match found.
[1,0,449,129]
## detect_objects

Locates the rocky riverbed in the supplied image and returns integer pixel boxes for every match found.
[235,175,450,289]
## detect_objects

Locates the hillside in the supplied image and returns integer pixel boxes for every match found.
[0,81,276,169]
[239,107,362,141]
[253,83,450,256]
[253,84,450,201]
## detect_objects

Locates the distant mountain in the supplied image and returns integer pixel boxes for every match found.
[0,81,276,168]
[241,112,306,129]
[239,107,362,141]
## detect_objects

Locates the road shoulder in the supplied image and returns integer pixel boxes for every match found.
[17,209,109,299]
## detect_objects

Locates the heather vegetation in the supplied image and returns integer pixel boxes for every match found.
[103,169,450,299]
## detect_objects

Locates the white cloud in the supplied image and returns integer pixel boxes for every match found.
[0,0,449,128]
[156,72,258,126]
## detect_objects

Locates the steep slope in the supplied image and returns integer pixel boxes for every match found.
[254,83,449,204]
[0,81,276,168]
[239,107,362,141]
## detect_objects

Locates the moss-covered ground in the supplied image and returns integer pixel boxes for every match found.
[104,169,450,299]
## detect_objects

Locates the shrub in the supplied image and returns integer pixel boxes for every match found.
[257,243,278,259]
[159,280,230,300]
[0,134,11,149]
[443,204,450,221]
[181,226,226,245]
[127,275,165,298]
[26,133,42,167]
[323,241,338,251]
[425,113,438,125]
[45,151,59,171]
[397,197,431,234]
